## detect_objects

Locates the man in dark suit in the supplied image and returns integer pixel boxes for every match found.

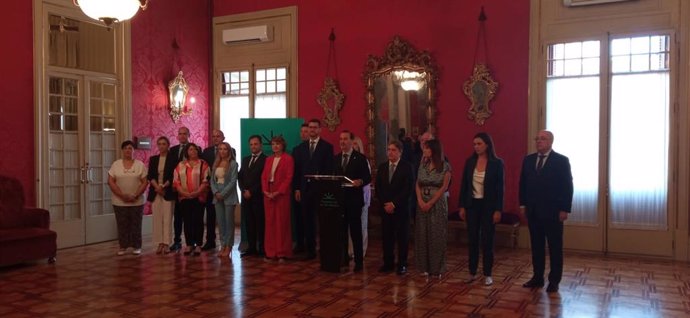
[519,130,573,293]
[292,119,335,259]
[376,140,414,275]
[168,126,190,252]
[238,135,267,257]
[334,130,371,272]
[291,123,310,253]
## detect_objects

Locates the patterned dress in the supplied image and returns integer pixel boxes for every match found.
[415,161,451,275]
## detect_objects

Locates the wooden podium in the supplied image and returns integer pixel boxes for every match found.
[306,175,354,272]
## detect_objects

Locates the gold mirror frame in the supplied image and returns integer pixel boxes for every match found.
[463,64,498,126]
[168,71,190,123]
[364,35,437,175]
[316,77,345,132]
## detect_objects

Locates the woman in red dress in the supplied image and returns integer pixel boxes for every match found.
[261,136,294,263]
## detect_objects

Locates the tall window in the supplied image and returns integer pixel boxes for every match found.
[546,40,600,225]
[545,35,670,230]
[608,35,670,230]
[219,66,288,159]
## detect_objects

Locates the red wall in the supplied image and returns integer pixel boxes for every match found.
[131,0,212,163]
[1,1,36,203]
[214,0,530,212]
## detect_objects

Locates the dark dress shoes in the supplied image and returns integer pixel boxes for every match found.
[353,263,363,272]
[396,265,408,276]
[240,250,256,258]
[522,279,545,288]
[201,243,216,251]
[378,265,394,273]
[546,283,559,293]
[169,243,181,252]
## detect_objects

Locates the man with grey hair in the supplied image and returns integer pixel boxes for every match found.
[519,130,573,293]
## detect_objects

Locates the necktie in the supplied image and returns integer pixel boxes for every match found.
[309,141,316,157]
[389,163,396,183]
[248,154,257,168]
[178,144,185,159]
[537,154,545,172]
[342,154,349,170]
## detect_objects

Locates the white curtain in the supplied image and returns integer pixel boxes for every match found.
[546,76,600,225]
[609,72,669,230]
[255,93,287,118]
[220,96,249,163]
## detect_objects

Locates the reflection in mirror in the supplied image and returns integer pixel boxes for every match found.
[364,36,437,173]
[48,15,116,74]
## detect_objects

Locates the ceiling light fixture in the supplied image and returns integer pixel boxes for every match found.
[72,0,148,27]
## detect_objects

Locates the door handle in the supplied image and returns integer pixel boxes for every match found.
[80,166,86,184]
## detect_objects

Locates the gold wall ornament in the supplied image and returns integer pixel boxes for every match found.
[168,71,191,123]
[317,77,345,132]
[364,35,438,176]
[463,64,498,126]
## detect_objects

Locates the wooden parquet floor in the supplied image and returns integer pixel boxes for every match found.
[1,234,690,318]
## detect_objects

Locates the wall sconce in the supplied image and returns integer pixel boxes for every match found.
[168,71,191,122]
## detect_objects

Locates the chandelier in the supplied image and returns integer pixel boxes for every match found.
[73,0,148,27]
[394,70,426,91]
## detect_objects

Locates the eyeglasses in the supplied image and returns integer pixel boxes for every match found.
[534,137,549,141]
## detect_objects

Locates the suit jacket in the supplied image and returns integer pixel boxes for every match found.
[146,154,177,202]
[334,150,372,208]
[210,160,239,205]
[292,138,335,192]
[238,153,267,199]
[458,156,505,212]
[169,143,188,165]
[519,150,574,221]
[375,160,414,213]
[262,154,294,196]
[202,145,236,202]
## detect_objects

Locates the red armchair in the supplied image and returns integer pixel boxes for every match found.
[0,175,57,266]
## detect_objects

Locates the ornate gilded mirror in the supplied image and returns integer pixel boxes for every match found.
[364,36,437,172]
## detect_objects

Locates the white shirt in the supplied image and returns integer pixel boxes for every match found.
[270,157,281,182]
[472,169,485,199]
[536,150,552,169]
[109,159,147,206]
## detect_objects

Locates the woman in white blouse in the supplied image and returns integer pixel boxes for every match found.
[210,142,239,259]
[108,140,148,256]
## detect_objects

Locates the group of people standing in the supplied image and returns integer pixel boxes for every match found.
[106,122,573,292]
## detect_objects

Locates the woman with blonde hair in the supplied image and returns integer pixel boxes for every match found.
[210,142,239,259]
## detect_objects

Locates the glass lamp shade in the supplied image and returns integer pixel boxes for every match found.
[400,79,423,91]
[75,0,145,26]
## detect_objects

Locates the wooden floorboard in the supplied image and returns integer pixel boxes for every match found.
[1,233,689,317]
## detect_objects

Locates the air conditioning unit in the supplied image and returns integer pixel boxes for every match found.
[222,25,271,45]
[564,0,635,6]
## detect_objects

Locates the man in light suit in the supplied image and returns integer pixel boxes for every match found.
[168,126,190,252]
[519,130,573,293]
[334,130,371,272]
[292,119,335,259]
[375,140,414,275]
[238,135,267,257]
